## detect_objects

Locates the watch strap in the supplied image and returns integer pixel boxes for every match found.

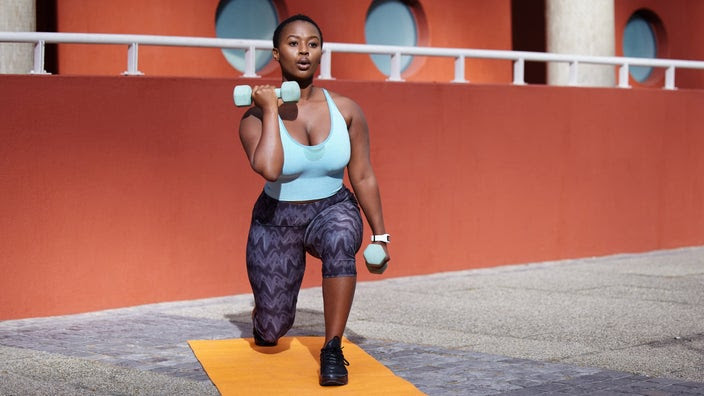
[370,233,391,243]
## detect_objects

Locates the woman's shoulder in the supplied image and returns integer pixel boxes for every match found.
[322,88,363,116]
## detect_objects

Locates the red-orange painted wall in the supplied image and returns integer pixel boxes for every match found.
[54,0,512,82]
[2,75,703,319]
[615,0,704,89]
[42,1,704,88]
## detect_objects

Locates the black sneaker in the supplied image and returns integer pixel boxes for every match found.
[319,336,350,386]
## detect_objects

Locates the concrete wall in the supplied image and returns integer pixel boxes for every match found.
[0,0,35,74]
[546,0,615,87]
[2,75,703,319]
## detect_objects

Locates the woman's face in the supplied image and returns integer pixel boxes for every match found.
[273,20,322,81]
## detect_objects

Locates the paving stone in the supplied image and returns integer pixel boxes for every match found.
[1,247,704,395]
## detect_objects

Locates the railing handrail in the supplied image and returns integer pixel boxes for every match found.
[0,31,271,48]
[2,31,704,89]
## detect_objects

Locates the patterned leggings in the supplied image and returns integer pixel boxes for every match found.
[246,186,363,344]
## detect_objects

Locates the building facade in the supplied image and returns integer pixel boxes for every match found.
[3,0,700,88]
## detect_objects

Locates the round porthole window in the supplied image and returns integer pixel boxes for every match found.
[215,0,279,72]
[364,0,419,76]
[622,10,665,83]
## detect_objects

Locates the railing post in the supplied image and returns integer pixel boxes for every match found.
[512,58,525,85]
[31,40,49,74]
[318,48,333,80]
[388,52,403,82]
[242,45,259,78]
[123,43,143,76]
[452,55,466,83]
[618,63,631,88]
[664,65,676,90]
[568,61,579,86]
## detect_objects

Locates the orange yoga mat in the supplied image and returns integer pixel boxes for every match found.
[188,336,425,395]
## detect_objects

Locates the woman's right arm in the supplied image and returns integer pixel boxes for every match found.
[238,86,284,182]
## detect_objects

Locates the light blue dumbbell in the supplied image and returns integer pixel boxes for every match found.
[233,81,301,107]
[363,244,388,274]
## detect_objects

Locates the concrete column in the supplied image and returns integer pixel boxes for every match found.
[0,0,36,74]
[546,0,615,87]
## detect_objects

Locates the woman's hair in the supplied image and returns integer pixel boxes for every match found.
[272,14,324,49]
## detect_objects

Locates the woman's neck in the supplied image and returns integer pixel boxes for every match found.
[298,84,316,101]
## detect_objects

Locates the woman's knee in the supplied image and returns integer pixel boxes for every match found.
[305,203,363,257]
[253,308,296,343]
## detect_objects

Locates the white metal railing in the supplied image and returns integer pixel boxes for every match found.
[2,31,704,90]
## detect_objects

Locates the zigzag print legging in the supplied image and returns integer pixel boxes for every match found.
[246,186,363,344]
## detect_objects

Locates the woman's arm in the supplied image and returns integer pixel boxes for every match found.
[344,98,390,265]
[239,85,284,182]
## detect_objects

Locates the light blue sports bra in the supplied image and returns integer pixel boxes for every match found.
[264,89,350,201]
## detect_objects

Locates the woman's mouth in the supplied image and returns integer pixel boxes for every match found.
[297,58,311,70]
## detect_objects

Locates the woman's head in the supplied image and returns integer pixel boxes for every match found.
[272,14,323,82]
[273,14,323,49]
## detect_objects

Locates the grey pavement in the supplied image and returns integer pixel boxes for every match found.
[1,246,703,395]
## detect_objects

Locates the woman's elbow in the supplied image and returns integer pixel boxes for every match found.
[251,161,281,182]
[349,167,375,187]
[260,171,280,182]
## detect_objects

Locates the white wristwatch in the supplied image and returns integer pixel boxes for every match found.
[370,234,391,243]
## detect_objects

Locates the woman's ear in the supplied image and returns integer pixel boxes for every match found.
[272,48,280,62]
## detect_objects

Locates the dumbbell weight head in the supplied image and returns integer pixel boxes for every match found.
[277,81,301,103]
[232,81,301,107]
[363,243,388,274]
[233,85,253,107]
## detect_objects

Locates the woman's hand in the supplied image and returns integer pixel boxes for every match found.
[365,242,390,274]
[251,85,279,111]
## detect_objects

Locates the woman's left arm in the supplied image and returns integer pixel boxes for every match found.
[344,98,390,262]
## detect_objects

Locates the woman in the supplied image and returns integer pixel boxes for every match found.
[238,14,391,386]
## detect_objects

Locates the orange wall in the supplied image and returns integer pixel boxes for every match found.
[54,0,512,82]
[2,75,703,319]
[45,1,704,87]
[615,0,704,89]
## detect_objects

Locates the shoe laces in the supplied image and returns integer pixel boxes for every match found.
[322,345,350,367]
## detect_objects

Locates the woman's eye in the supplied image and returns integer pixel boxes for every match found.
[309,42,318,48]
[288,41,297,47]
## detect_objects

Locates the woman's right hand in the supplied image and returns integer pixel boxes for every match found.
[251,85,279,111]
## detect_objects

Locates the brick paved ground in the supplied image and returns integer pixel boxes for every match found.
[1,299,703,395]
[1,247,703,395]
